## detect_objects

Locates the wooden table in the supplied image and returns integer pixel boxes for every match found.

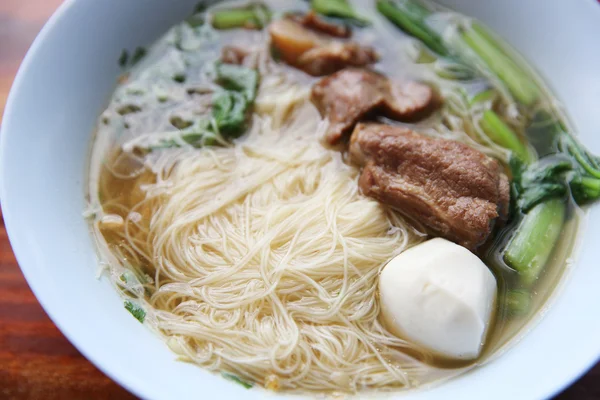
[0,1,598,399]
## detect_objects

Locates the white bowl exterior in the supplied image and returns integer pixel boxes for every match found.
[1,0,600,399]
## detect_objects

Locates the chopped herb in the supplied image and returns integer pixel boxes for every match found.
[222,372,253,389]
[124,300,146,323]
[102,116,110,125]
[117,104,142,115]
[215,63,259,102]
[118,49,129,67]
[173,73,187,83]
[170,116,194,130]
[124,122,131,129]
[131,47,147,66]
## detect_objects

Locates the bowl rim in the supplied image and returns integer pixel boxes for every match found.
[2,0,600,399]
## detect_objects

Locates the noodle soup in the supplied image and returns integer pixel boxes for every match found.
[87,0,599,393]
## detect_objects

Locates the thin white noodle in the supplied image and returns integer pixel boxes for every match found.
[91,64,477,394]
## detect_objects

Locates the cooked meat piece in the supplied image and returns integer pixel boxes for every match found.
[383,80,438,122]
[311,69,386,144]
[268,19,377,76]
[298,42,379,76]
[350,123,510,250]
[311,69,435,144]
[290,11,351,38]
[221,46,249,65]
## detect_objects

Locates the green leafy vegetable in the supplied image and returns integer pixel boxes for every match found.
[211,4,271,30]
[311,0,370,25]
[510,158,571,213]
[222,372,253,389]
[128,63,259,152]
[212,91,250,136]
[215,63,259,102]
[124,301,146,323]
[211,63,260,136]
[504,117,600,287]
[561,135,600,179]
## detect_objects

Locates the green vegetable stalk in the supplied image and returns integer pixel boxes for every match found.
[469,88,496,106]
[504,198,565,287]
[460,23,540,106]
[504,289,532,317]
[312,0,370,25]
[571,176,600,205]
[377,0,540,106]
[480,110,532,163]
[376,0,447,56]
[211,4,271,30]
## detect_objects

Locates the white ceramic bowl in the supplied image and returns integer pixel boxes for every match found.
[2,0,600,399]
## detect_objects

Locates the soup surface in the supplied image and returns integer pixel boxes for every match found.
[87,0,595,394]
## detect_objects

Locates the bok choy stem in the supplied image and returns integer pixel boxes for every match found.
[312,0,370,25]
[376,0,448,56]
[377,0,540,106]
[504,199,565,287]
[211,4,271,30]
[480,110,532,163]
[460,24,540,106]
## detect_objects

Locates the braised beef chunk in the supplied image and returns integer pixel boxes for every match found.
[383,80,437,122]
[290,11,351,38]
[298,43,378,77]
[311,69,435,145]
[268,19,377,76]
[311,69,385,145]
[350,123,510,250]
[221,46,249,65]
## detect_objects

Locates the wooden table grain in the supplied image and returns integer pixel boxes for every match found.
[0,1,598,399]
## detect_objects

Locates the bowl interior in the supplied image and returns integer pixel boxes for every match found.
[1,0,600,399]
